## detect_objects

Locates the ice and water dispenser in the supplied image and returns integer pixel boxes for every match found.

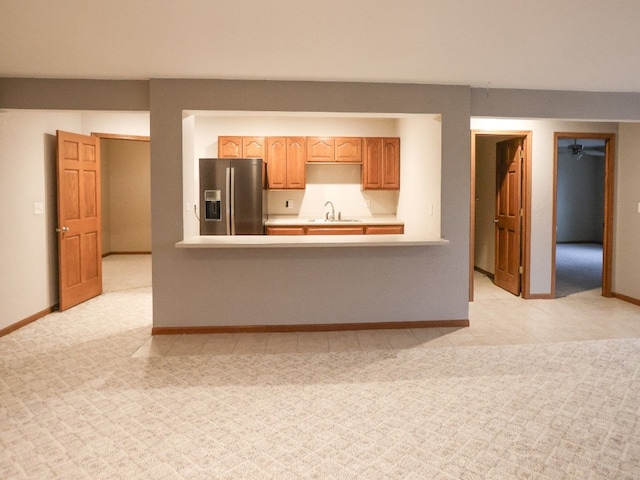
[204,190,221,221]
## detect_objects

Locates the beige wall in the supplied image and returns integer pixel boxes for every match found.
[102,139,151,253]
[615,124,640,299]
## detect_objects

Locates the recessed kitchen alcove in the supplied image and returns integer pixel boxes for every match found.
[180,111,445,246]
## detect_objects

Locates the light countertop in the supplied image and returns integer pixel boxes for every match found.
[265,215,404,226]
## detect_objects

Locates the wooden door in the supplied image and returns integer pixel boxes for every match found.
[56,131,102,310]
[286,137,306,188]
[266,137,287,189]
[242,137,264,158]
[335,137,362,163]
[307,137,335,162]
[382,137,400,189]
[363,137,382,189]
[218,136,242,158]
[494,137,523,295]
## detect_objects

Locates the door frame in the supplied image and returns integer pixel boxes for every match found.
[470,130,533,301]
[552,132,615,298]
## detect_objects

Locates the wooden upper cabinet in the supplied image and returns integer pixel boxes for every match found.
[218,136,265,159]
[243,137,265,158]
[265,137,306,189]
[286,137,306,189]
[363,137,383,189]
[266,137,287,189]
[362,137,400,190]
[307,137,335,162]
[218,136,243,158]
[335,137,362,163]
[382,138,400,189]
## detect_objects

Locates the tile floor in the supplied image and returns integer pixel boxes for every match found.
[131,270,640,358]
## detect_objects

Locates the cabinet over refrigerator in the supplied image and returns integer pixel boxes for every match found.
[199,158,267,235]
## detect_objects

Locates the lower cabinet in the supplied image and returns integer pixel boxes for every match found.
[265,226,305,235]
[266,225,403,235]
[306,226,365,235]
[365,225,404,234]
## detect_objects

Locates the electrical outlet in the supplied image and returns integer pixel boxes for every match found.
[34,202,44,215]
[285,200,293,209]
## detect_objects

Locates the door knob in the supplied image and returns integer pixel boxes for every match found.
[493,219,499,223]
[56,226,70,233]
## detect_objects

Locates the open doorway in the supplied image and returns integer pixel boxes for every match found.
[553,133,615,298]
[94,133,152,293]
[470,131,532,301]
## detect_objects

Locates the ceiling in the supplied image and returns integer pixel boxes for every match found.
[2,0,640,93]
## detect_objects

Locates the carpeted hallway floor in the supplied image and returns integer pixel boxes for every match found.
[555,243,603,298]
[1,255,640,479]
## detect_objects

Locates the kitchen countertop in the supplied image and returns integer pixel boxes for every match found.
[176,233,447,248]
[265,215,404,226]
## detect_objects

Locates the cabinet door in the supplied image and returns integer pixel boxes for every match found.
[286,137,306,189]
[382,138,400,189]
[335,137,362,163]
[307,137,335,162]
[365,225,404,234]
[266,226,305,235]
[218,136,243,158]
[362,137,382,189]
[266,137,287,189]
[306,226,364,235]
[243,137,265,158]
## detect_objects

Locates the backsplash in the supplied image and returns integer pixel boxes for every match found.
[267,164,399,217]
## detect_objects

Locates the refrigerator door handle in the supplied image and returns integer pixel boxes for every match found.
[229,167,236,235]
[225,167,231,235]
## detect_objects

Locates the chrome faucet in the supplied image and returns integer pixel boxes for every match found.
[324,201,335,221]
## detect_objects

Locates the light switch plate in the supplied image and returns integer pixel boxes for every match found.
[34,202,44,215]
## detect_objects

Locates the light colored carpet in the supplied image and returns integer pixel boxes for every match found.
[2,259,640,478]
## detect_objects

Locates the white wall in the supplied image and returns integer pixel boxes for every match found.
[470,118,617,295]
[0,110,149,332]
[0,110,80,331]
[396,115,442,237]
[615,123,640,300]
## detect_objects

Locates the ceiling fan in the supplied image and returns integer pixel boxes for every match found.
[568,139,605,157]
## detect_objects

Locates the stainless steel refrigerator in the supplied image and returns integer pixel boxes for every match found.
[199,158,267,235]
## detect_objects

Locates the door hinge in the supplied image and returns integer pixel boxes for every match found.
[520,208,523,217]
[520,150,524,160]
[519,265,523,274]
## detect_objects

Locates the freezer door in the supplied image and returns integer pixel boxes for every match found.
[199,158,230,235]
[231,159,264,235]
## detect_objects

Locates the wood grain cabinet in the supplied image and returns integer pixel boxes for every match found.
[266,226,305,235]
[306,137,335,162]
[362,137,400,190]
[306,226,365,235]
[365,225,404,234]
[218,136,265,158]
[307,137,363,163]
[335,137,362,163]
[266,137,306,189]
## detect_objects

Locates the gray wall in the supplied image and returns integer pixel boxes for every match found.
[150,80,471,327]
[556,151,605,243]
